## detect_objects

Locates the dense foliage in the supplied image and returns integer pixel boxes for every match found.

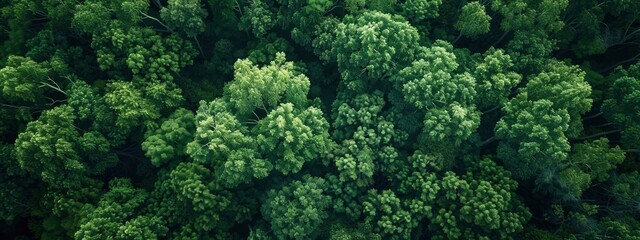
[1,0,640,239]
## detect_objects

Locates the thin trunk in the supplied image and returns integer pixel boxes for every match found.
[492,31,510,47]
[480,136,496,146]
[583,112,603,120]
[573,129,622,141]
[482,105,501,114]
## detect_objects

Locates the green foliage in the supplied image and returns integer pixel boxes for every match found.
[328,222,382,240]
[496,94,570,179]
[142,108,195,167]
[473,48,521,110]
[568,138,625,183]
[402,0,442,20]
[331,91,399,187]
[455,2,491,39]
[262,175,332,239]
[362,190,414,238]
[240,0,276,37]
[523,61,592,137]
[15,106,115,188]
[392,41,480,146]
[491,0,568,34]
[224,53,309,116]
[186,99,266,187]
[253,103,331,175]
[324,11,421,91]
[160,0,208,37]
[3,1,640,239]
[149,162,233,236]
[428,157,531,239]
[186,53,329,186]
[104,81,160,130]
[75,179,167,240]
[0,56,50,102]
[78,18,196,82]
[603,71,640,148]
[610,171,640,216]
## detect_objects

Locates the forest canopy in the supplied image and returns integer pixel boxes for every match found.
[1,0,640,239]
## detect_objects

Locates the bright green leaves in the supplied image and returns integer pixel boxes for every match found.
[277,0,333,48]
[568,138,625,183]
[328,222,382,240]
[104,81,160,130]
[225,53,310,116]
[67,80,127,144]
[186,99,264,187]
[262,175,332,240]
[325,11,421,91]
[75,179,167,240]
[395,56,473,110]
[524,62,592,137]
[71,2,113,34]
[360,157,530,239]
[15,106,82,187]
[331,92,398,187]
[422,103,480,146]
[142,108,195,167]
[547,137,626,201]
[160,0,208,37]
[0,56,50,102]
[72,0,149,34]
[187,53,330,185]
[455,2,491,39]
[253,103,331,175]
[240,0,276,37]
[492,0,569,71]
[491,0,568,34]
[150,162,232,236]
[496,61,592,180]
[83,20,196,82]
[429,158,531,239]
[496,95,570,180]
[15,105,116,188]
[363,190,414,238]
[473,48,521,110]
[393,42,480,146]
[402,0,442,21]
[603,68,640,147]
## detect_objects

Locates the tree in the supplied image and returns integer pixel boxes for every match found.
[240,0,276,37]
[104,81,161,130]
[186,53,330,186]
[261,175,332,239]
[427,157,531,240]
[142,108,195,167]
[472,48,521,110]
[148,162,234,238]
[495,94,571,180]
[160,0,208,37]
[402,0,442,21]
[224,52,309,116]
[455,2,491,40]
[253,103,331,175]
[523,61,592,138]
[15,106,116,188]
[602,72,640,148]
[321,11,421,91]
[0,56,53,103]
[74,179,167,240]
[392,41,480,148]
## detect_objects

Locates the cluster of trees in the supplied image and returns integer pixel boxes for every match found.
[1,0,640,239]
